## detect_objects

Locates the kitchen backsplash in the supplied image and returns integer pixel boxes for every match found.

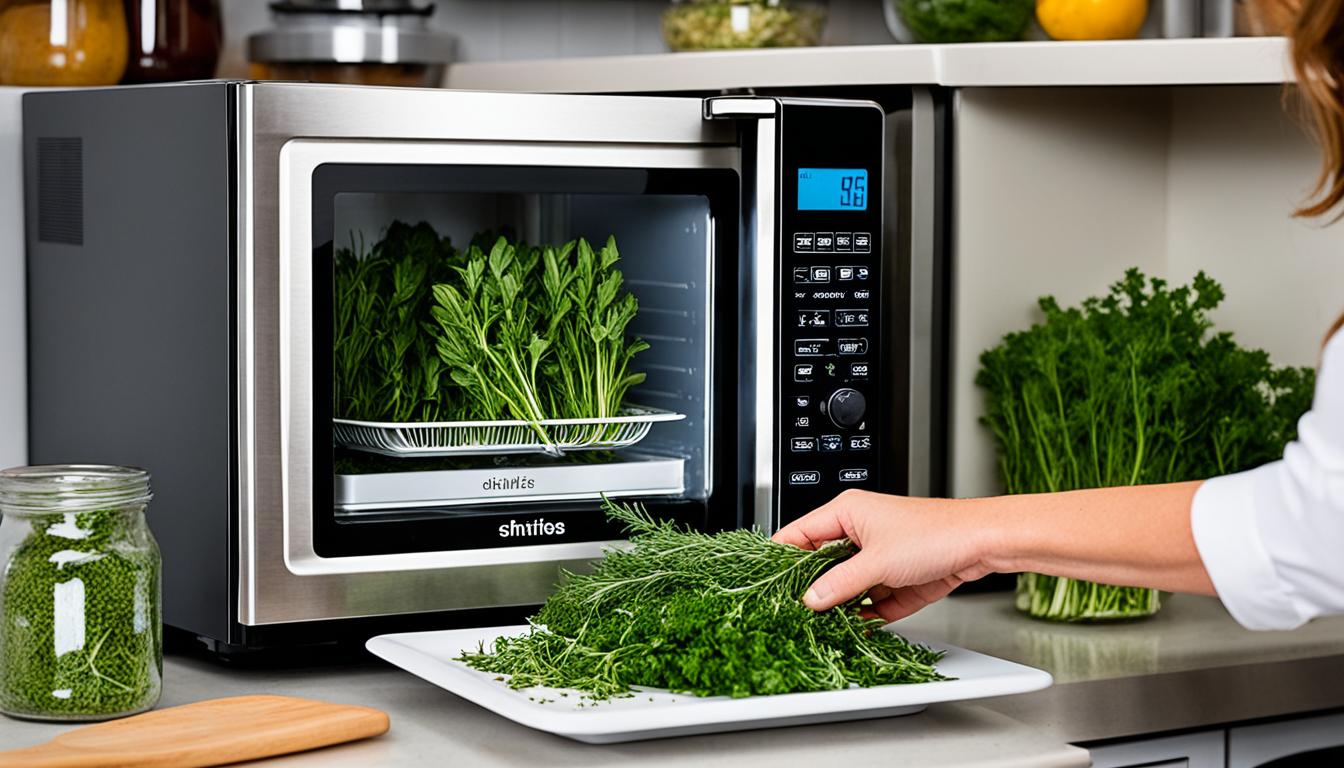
[217,0,896,77]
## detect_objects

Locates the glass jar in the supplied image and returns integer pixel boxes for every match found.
[1015,573,1161,623]
[0,0,130,86]
[121,0,223,83]
[662,0,829,51]
[882,0,1035,44]
[0,465,161,721]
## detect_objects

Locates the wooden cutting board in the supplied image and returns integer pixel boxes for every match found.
[0,695,390,767]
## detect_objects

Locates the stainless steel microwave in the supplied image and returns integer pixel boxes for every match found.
[23,82,947,653]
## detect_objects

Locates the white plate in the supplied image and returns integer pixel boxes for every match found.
[367,624,1053,743]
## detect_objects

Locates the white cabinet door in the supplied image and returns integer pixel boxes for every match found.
[1229,711,1344,767]
[1088,729,1224,768]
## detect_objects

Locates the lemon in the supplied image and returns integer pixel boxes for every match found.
[1037,0,1150,40]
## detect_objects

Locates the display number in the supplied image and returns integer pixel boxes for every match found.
[798,168,868,212]
[839,175,866,209]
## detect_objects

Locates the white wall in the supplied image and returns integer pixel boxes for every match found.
[1166,86,1344,367]
[950,87,1171,499]
[950,85,1344,499]
[0,88,26,470]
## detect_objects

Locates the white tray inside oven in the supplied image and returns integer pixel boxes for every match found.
[335,455,685,512]
[333,406,686,458]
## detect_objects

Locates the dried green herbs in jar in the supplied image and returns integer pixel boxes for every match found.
[662,0,828,51]
[0,465,162,721]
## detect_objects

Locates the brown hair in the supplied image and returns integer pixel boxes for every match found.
[1288,0,1344,339]
[1290,0,1344,218]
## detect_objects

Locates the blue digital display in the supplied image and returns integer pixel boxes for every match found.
[797,168,868,211]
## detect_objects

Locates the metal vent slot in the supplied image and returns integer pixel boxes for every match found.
[37,137,83,245]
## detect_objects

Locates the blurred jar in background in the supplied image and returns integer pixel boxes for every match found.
[0,0,129,85]
[121,0,222,83]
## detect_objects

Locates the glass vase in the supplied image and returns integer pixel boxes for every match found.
[1016,572,1161,623]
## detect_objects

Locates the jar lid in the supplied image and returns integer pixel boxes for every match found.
[249,3,454,65]
[0,465,152,516]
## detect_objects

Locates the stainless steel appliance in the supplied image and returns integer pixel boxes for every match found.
[22,82,947,652]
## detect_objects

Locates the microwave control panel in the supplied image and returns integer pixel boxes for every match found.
[775,101,886,530]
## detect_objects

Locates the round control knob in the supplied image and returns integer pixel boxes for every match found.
[825,388,867,429]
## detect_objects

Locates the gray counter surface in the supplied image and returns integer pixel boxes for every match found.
[5,593,1343,766]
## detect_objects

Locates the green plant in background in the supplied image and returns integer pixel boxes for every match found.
[460,500,947,700]
[896,0,1036,44]
[977,269,1315,622]
[0,510,160,718]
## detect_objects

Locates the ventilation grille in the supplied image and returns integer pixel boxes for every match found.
[37,137,83,246]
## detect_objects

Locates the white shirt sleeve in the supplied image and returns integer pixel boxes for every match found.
[1191,329,1344,630]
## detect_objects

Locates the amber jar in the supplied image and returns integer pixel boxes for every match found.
[0,0,129,86]
[121,0,222,83]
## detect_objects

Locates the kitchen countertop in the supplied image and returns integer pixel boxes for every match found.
[4,593,1343,766]
[445,37,1291,94]
[900,592,1344,743]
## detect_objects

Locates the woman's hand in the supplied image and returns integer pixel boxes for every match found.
[771,489,995,622]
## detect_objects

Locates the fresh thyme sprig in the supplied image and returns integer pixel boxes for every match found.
[459,501,948,700]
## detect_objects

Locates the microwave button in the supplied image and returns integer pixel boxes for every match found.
[834,309,869,327]
[840,468,869,483]
[837,338,868,356]
[810,266,831,283]
[849,435,872,451]
[794,415,812,428]
[814,232,835,252]
[819,434,844,453]
[791,436,817,453]
[852,288,872,301]
[795,394,811,408]
[849,362,870,379]
[854,232,872,252]
[795,338,829,357]
[797,309,830,328]
[857,266,870,280]
[789,470,821,486]
[793,266,811,284]
[794,232,815,252]
[794,364,815,382]
[837,266,855,281]
[834,233,853,251]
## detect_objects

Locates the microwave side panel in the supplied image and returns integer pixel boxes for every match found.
[22,83,239,645]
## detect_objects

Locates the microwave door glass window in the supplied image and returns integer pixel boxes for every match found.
[313,165,733,555]
[797,168,868,211]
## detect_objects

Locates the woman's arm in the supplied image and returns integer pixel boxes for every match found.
[772,481,1214,621]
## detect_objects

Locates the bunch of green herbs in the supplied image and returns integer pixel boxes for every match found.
[333,221,464,423]
[459,501,947,700]
[977,269,1315,621]
[333,223,650,437]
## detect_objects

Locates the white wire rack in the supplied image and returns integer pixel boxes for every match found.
[333,406,686,458]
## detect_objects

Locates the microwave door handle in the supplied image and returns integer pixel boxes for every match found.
[705,97,782,533]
